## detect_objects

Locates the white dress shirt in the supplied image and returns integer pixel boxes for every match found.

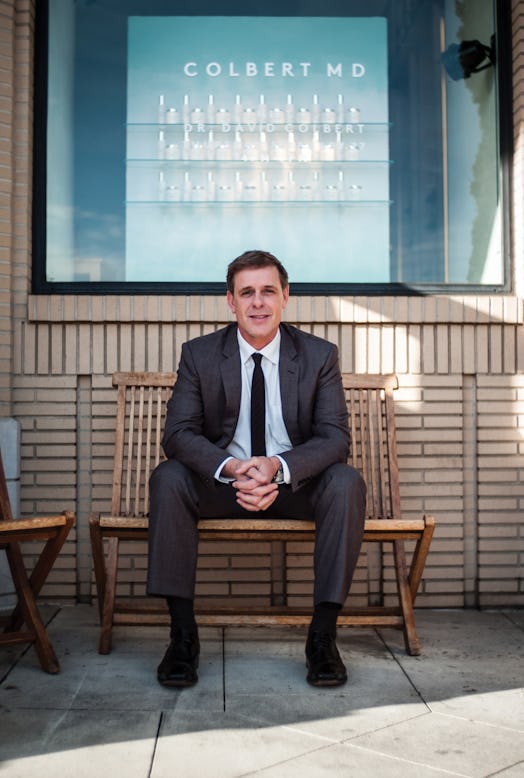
[215,329,292,483]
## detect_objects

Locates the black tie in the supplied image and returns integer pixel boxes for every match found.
[250,353,266,456]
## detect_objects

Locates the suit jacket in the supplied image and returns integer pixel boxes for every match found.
[162,322,350,492]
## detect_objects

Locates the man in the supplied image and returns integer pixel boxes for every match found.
[147,250,366,688]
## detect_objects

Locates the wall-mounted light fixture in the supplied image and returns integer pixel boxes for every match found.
[441,36,496,80]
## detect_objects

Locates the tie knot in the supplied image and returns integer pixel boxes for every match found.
[252,353,263,366]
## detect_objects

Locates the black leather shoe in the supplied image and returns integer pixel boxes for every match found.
[305,631,347,687]
[157,628,200,688]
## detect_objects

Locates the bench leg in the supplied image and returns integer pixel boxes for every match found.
[98,536,119,654]
[89,514,107,622]
[408,516,436,601]
[393,539,421,656]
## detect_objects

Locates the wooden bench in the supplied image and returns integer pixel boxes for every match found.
[90,371,435,657]
[0,450,74,673]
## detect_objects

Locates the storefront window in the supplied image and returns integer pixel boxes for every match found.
[35,0,509,293]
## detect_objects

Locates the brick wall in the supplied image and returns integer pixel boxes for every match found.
[0,0,522,609]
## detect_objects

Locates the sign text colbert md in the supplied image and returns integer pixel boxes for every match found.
[182,62,366,78]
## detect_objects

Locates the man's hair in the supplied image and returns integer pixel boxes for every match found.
[226,250,289,294]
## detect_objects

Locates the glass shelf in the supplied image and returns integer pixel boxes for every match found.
[126,199,393,206]
[126,158,394,166]
[127,121,392,129]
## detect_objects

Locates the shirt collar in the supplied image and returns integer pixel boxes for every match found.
[237,328,281,366]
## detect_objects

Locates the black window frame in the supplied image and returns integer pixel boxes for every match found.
[32,0,513,296]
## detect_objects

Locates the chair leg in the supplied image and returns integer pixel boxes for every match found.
[98,536,119,655]
[393,539,421,656]
[5,543,60,673]
[6,514,74,633]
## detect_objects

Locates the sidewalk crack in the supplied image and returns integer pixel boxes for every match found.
[376,628,431,711]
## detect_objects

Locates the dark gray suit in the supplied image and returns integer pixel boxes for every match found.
[147,322,366,605]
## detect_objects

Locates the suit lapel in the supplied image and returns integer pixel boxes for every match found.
[219,325,242,441]
[278,325,301,444]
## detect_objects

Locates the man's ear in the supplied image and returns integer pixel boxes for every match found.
[226,290,236,314]
[282,286,290,307]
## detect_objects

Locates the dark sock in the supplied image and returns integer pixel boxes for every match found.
[309,601,341,636]
[166,596,197,636]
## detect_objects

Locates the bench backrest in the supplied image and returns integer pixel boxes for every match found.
[109,371,401,521]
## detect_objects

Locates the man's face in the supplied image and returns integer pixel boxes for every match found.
[227,266,289,350]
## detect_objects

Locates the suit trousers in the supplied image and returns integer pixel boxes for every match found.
[147,459,366,607]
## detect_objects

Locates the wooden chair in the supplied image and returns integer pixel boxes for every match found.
[90,371,435,657]
[0,451,74,673]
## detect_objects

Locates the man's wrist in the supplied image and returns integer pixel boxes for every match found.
[270,456,284,483]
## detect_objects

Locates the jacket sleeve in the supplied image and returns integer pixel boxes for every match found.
[280,343,350,492]
[162,341,231,483]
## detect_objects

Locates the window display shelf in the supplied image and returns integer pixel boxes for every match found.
[126,121,391,129]
[126,199,393,206]
[127,158,393,165]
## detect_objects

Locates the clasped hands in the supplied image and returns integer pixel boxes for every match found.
[220,456,280,512]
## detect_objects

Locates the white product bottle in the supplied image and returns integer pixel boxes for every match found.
[157,130,166,159]
[257,94,267,121]
[215,107,230,125]
[215,139,232,160]
[158,94,165,123]
[287,131,296,161]
[165,142,181,160]
[207,94,215,124]
[321,106,336,124]
[190,107,205,125]
[165,108,179,124]
[297,142,312,162]
[183,171,191,200]
[322,140,336,161]
[348,184,363,201]
[285,94,294,123]
[191,184,206,202]
[269,105,285,123]
[158,170,166,200]
[312,129,321,161]
[234,131,243,160]
[182,131,191,160]
[312,94,320,123]
[296,107,311,124]
[182,95,190,124]
[191,137,206,160]
[207,171,215,200]
[234,95,242,123]
[348,106,361,123]
[259,131,269,162]
[165,184,182,201]
[287,170,296,200]
[261,171,269,200]
[337,94,345,123]
[207,130,215,160]
[243,106,257,125]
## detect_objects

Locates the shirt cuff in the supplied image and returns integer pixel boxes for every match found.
[274,454,291,484]
[214,456,235,483]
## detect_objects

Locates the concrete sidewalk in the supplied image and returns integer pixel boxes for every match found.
[0,606,523,777]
